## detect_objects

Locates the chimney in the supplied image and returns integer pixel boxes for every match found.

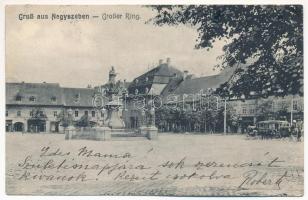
[183,70,189,79]
[158,59,163,65]
[166,57,171,66]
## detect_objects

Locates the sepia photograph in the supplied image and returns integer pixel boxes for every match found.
[4,3,304,197]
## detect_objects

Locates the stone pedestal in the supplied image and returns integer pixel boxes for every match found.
[45,120,50,133]
[139,126,158,140]
[147,126,158,140]
[65,126,111,141]
[95,126,111,141]
[64,126,76,140]
[138,126,147,135]
[105,108,125,129]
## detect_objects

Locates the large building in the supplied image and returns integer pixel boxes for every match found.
[6,82,100,133]
[125,58,303,133]
[6,58,304,133]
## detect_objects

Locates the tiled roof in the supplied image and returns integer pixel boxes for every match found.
[6,82,96,107]
[171,68,234,96]
[6,82,63,106]
[128,63,184,95]
[62,87,96,107]
[151,64,184,77]
[172,75,223,95]
[160,77,184,96]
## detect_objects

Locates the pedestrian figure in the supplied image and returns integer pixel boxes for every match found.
[297,128,301,142]
[295,121,302,142]
[291,120,300,142]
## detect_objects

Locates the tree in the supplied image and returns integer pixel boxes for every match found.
[256,99,275,121]
[226,106,240,132]
[149,5,303,98]
[276,100,289,120]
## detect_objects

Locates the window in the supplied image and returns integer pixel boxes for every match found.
[92,111,95,117]
[85,110,88,116]
[53,111,57,117]
[75,110,79,117]
[30,111,33,117]
[17,111,21,117]
[16,95,22,101]
[280,100,286,109]
[6,111,8,117]
[145,77,149,82]
[271,101,275,110]
[74,94,80,102]
[242,107,247,114]
[101,111,104,117]
[29,96,36,102]
[51,96,57,102]
[293,100,298,110]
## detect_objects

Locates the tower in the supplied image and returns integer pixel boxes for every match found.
[109,66,116,84]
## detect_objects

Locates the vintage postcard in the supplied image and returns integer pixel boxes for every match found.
[5,4,304,197]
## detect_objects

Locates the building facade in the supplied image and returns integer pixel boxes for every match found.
[6,58,304,133]
[6,82,101,133]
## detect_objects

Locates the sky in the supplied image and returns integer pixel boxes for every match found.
[6,5,227,88]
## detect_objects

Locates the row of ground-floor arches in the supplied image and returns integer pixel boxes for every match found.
[6,120,59,133]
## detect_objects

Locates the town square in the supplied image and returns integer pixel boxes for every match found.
[5,4,304,197]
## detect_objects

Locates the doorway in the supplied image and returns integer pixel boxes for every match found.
[28,119,46,133]
[13,122,24,132]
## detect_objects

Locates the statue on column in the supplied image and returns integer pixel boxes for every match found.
[140,109,146,127]
[147,107,156,127]
[138,100,158,140]
[64,108,76,140]
[67,108,74,127]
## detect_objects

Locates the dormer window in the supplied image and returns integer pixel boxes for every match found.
[135,89,139,95]
[145,77,149,82]
[29,96,36,102]
[135,79,139,83]
[51,96,57,102]
[145,87,149,93]
[74,94,80,102]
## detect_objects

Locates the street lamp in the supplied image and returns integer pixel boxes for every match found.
[223,99,227,135]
